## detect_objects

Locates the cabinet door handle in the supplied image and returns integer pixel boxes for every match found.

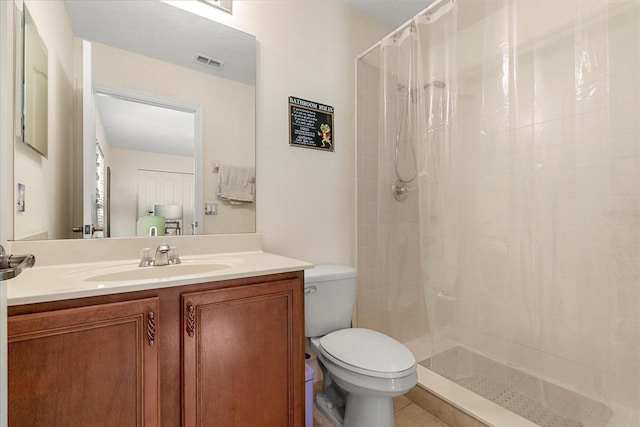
[147,312,156,346]
[186,304,196,338]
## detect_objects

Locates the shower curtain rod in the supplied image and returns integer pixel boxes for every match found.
[357,0,455,60]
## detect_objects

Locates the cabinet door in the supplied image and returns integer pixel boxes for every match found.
[8,297,160,427]
[182,279,304,427]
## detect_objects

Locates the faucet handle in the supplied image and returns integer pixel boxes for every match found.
[139,248,153,267]
[168,246,181,264]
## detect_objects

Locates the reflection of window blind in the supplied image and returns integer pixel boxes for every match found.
[96,143,105,228]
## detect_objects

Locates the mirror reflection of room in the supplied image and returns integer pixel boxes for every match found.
[12,0,256,241]
[22,4,48,158]
[95,92,196,238]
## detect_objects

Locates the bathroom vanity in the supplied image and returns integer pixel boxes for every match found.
[4,236,311,427]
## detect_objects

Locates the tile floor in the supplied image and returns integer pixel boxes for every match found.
[312,393,449,427]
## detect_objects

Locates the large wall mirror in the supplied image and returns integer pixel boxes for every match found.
[13,0,256,240]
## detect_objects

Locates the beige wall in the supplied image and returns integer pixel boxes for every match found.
[13,0,74,240]
[185,0,391,264]
[0,1,15,245]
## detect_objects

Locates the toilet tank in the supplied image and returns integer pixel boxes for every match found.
[304,265,358,338]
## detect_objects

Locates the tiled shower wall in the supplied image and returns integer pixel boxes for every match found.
[356,59,430,344]
[356,59,382,331]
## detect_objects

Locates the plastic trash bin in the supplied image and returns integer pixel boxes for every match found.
[305,363,314,427]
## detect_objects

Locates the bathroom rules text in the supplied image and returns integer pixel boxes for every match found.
[289,96,334,152]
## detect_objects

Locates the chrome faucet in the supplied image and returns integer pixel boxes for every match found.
[139,244,181,267]
[0,244,36,280]
[154,243,171,266]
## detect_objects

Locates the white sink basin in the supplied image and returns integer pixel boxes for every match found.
[85,263,231,282]
[60,257,239,283]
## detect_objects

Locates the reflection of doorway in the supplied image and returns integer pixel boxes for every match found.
[93,84,203,237]
[78,41,204,238]
[137,169,194,236]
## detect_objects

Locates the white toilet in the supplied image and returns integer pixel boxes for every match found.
[305,265,417,427]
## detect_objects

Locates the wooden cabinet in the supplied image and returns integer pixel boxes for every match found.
[8,297,160,427]
[182,279,304,427]
[7,271,305,427]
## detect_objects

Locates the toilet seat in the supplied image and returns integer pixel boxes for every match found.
[318,328,416,379]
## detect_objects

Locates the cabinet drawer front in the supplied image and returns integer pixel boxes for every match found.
[182,279,304,427]
[8,297,160,427]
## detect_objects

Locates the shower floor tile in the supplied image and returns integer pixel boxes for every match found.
[420,346,613,427]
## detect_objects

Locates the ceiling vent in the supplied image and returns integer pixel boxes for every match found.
[194,54,224,70]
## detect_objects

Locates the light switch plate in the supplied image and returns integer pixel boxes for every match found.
[205,202,218,215]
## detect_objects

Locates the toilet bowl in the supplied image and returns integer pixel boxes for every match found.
[305,265,417,427]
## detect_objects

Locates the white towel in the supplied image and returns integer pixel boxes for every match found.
[217,165,255,204]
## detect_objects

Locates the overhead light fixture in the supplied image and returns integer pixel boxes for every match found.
[198,0,232,14]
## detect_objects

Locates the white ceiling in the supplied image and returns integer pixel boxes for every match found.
[63,0,256,86]
[95,94,195,157]
[338,0,436,29]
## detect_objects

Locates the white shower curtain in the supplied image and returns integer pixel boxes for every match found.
[363,0,640,425]
[372,18,430,343]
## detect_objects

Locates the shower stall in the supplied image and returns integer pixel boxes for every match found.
[356,0,640,426]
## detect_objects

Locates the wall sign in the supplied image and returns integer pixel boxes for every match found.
[289,96,334,152]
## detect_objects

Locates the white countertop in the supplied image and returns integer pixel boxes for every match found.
[7,250,313,306]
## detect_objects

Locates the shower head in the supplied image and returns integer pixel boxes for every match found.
[425,80,446,89]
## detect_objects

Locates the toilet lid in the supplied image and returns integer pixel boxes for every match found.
[319,328,416,378]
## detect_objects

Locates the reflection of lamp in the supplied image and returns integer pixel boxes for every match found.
[136,215,165,237]
[154,204,183,235]
[154,204,182,219]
